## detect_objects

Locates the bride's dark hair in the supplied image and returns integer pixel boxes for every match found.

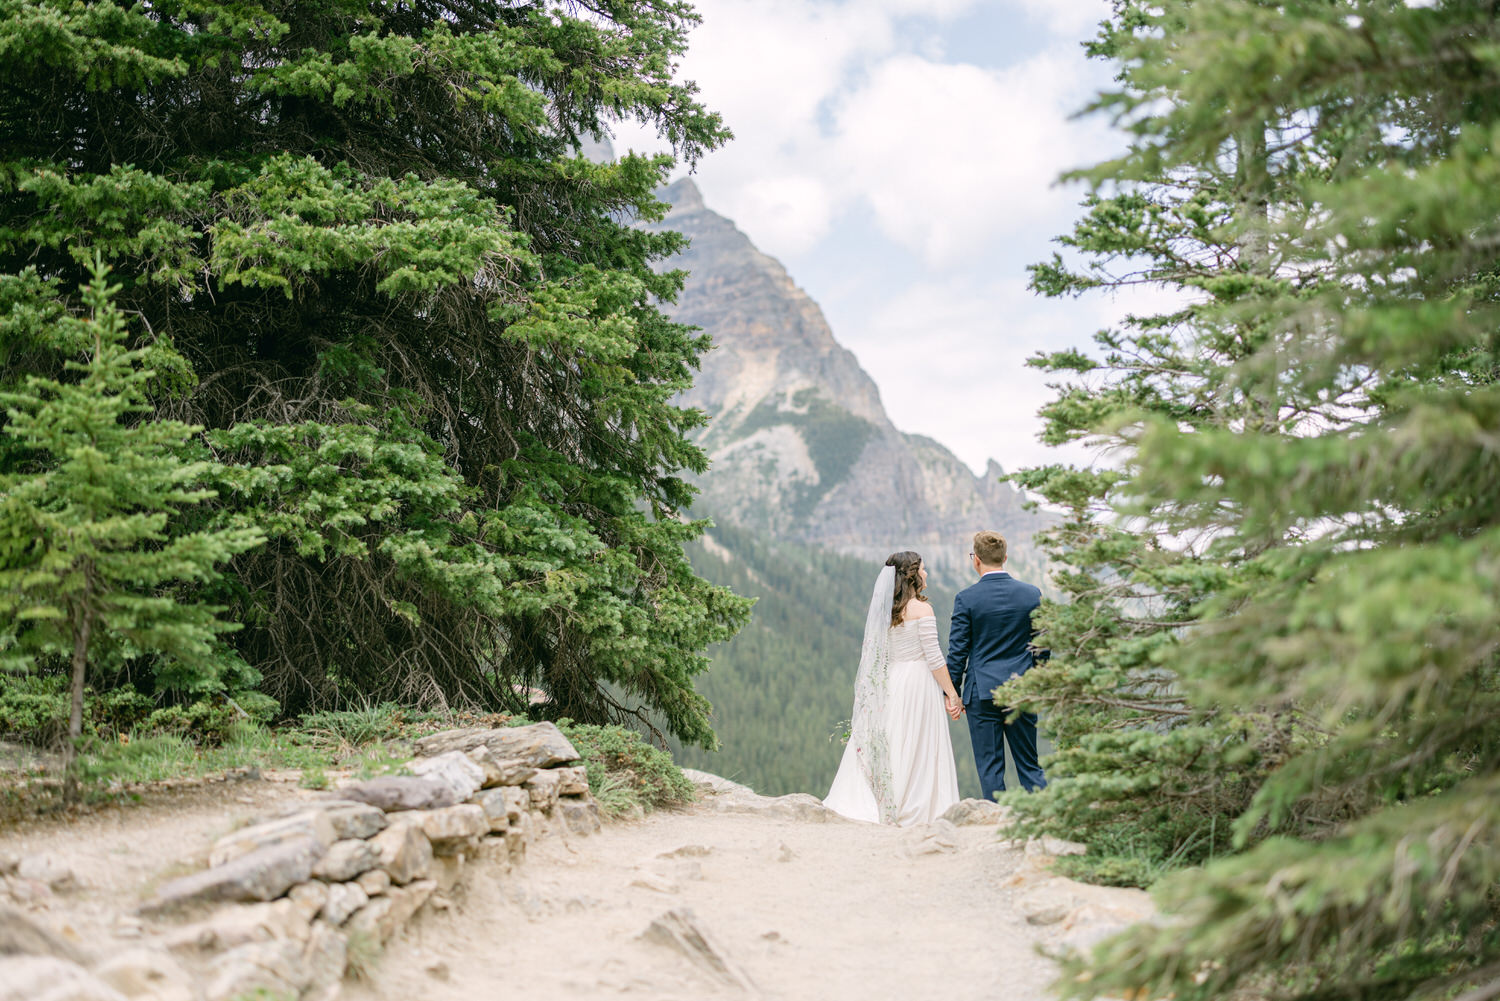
[886,551,927,626]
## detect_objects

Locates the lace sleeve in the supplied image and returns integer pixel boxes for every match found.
[916,617,945,671]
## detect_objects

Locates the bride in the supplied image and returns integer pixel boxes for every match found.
[824,551,962,825]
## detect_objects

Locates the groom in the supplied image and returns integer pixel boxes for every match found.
[946,530,1048,800]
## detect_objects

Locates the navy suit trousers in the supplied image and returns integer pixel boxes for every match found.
[967,699,1046,799]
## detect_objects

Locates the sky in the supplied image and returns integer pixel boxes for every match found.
[610,0,1153,477]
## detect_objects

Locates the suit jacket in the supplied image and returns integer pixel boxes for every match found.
[946,571,1043,706]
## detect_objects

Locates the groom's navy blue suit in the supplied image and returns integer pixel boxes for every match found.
[946,571,1047,799]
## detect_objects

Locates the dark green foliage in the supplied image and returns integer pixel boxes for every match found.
[0,263,265,754]
[558,719,693,813]
[0,1,752,745]
[1005,3,1500,1001]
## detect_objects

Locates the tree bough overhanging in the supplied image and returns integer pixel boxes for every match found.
[1003,2,1500,1000]
[0,0,752,748]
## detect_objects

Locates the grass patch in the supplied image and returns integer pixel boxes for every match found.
[557,720,694,816]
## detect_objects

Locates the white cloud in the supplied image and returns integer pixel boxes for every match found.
[1008,0,1110,36]
[827,48,1105,266]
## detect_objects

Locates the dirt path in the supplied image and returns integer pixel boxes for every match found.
[346,805,1061,1001]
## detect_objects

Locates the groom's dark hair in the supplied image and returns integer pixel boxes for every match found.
[973,530,1007,568]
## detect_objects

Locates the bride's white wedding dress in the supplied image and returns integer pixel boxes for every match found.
[825,615,961,826]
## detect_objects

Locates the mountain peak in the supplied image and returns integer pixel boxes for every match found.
[662,176,705,211]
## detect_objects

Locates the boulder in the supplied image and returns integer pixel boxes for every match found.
[94,948,194,1001]
[160,899,312,953]
[1026,836,1087,858]
[523,769,562,811]
[0,905,83,961]
[209,810,337,868]
[903,819,960,856]
[413,722,579,769]
[414,805,488,851]
[710,790,842,823]
[15,856,76,891]
[143,837,325,913]
[554,765,589,796]
[475,789,512,833]
[678,768,752,797]
[287,880,330,922]
[939,798,1010,828]
[321,881,369,925]
[336,775,457,813]
[369,821,433,885]
[465,745,537,787]
[409,751,485,802]
[0,956,125,1001]
[203,939,307,1001]
[559,796,601,836]
[355,868,390,897]
[347,880,435,943]
[319,801,388,840]
[302,919,348,997]
[311,839,380,882]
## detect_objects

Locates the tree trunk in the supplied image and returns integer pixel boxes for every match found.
[63,598,92,804]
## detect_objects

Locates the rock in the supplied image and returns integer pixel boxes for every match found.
[658,844,711,859]
[768,842,796,863]
[318,802,388,841]
[0,905,82,961]
[337,775,457,813]
[1024,901,1073,926]
[413,722,579,769]
[1026,836,1087,858]
[287,880,330,921]
[475,789,512,833]
[311,839,380,882]
[630,872,680,894]
[939,798,1010,827]
[639,908,756,991]
[0,956,126,1001]
[369,820,433,885]
[355,869,390,898]
[1,876,52,906]
[15,856,76,891]
[94,948,194,1001]
[711,790,842,822]
[1044,914,1138,959]
[553,765,589,796]
[558,797,601,836]
[904,819,960,856]
[497,786,529,824]
[321,882,369,925]
[409,751,485,802]
[302,919,348,997]
[347,880,434,943]
[426,959,451,981]
[204,939,307,1001]
[464,746,537,788]
[209,810,337,868]
[413,804,488,851]
[678,768,752,797]
[0,855,16,877]
[522,769,561,811]
[143,836,325,913]
[160,899,312,953]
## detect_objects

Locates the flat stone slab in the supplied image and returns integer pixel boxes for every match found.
[142,837,325,913]
[336,775,457,812]
[413,722,579,768]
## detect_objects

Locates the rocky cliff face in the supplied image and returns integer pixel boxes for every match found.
[652,179,1052,584]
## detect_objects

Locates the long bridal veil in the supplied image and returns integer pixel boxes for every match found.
[849,565,897,824]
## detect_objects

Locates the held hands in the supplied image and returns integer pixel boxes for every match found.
[945,693,964,720]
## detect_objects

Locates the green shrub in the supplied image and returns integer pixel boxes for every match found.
[557,720,694,815]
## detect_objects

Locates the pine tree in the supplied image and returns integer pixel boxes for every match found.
[0,260,263,769]
[0,1,752,743]
[1007,2,1500,999]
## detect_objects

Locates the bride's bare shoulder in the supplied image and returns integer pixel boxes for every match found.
[902,598,935,620]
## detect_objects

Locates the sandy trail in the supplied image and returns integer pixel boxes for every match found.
[348,805,1059,1001]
